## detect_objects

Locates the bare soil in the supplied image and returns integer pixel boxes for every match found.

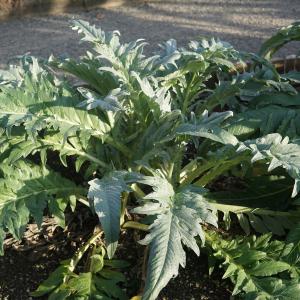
[0,213,231,300]
[0,0,300,69]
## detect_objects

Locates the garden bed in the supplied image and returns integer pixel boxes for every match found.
[0,212,232,300]
[0,20,300,300]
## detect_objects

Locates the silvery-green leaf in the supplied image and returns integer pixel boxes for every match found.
[88,173,130,259]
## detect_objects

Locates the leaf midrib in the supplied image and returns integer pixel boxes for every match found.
[1,111,105,136]
[0,186,86,209]
[150,212,175,296]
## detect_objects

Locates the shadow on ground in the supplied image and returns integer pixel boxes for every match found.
[0,0,299,67]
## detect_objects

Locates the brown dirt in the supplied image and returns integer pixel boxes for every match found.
[0,205,99,300]
[0,243,72,300]
[0,214,232,300]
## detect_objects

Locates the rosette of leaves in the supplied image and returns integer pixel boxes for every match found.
[0,19,300,300]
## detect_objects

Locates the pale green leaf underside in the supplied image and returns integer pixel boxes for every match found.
[133,176,217,300]
[88,173,129,259]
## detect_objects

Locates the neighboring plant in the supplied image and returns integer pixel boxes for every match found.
[258,22,300,59]
[1,20,300,299]
[31,234,129,299]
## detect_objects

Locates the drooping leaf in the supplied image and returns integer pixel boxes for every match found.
[259,22,300,59]
[132,175,217,300]
[88,172,130,258]
[0,161,84,255]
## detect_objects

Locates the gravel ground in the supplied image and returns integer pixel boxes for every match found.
[0,0,299,68]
